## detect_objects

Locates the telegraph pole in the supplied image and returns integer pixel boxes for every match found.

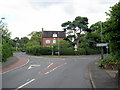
[58,32,60,56]
[100,22,104,59]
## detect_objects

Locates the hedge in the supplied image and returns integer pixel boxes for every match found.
[60,48,75,55]
[2,43,13,62]
[26,45,101,56]
[26,46,52,55]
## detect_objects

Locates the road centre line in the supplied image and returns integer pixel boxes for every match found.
[16,79,35,89]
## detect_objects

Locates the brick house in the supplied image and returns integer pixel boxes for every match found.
[42,30,66,47]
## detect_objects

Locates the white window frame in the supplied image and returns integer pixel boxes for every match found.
[53,33,57,37]
[46,40,50,44]
[53,40,56,44]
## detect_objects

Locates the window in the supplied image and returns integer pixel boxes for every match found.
[53,33,57,37]
[53,40,56,44]
[46,40,50,44]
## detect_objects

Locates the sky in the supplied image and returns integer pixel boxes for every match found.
[0,0,119,39]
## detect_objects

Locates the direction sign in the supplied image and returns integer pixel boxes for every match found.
[96,43,108,47]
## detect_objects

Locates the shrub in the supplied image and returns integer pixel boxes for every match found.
[26,46,52,55]
[99,56,120,69]
[60,48,75,55]
[77,48,86,55]
[85,48,100,55]
[2,43,13,62]
[77,48,100,55]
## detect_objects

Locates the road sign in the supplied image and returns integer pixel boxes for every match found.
[96,43,108,47]
[74,48,77,51]
[74,44,78,48]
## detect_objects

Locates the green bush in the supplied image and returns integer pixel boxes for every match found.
[77,48,86,55]
[99,56,120,68]
[2,43,13,62]
[77,48,100,55]
[60,48,75,55]
[99,56,119,65]
[85,48,100,55]
[26,46,52,55]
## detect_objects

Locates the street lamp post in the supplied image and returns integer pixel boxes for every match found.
[52,46,53,56]
[0,17,5,44]
[58,32,60,56]
[0,17,5,24]
[100,22,104,59]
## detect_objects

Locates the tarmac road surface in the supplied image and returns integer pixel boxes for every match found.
[2,52,100,89]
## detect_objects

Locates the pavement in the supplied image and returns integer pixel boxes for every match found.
[1,54,119,89]
[88,59,119,89]
[1,56,29,74]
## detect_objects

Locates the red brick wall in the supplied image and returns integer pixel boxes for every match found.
[42,38,64,47]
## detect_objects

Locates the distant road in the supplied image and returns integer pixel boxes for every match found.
[2,52,100,89]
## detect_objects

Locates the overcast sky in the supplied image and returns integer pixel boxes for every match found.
[0,0,119,39]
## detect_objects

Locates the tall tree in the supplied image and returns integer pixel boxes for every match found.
[28,31,42,45]
[1,28,13,61]
[61,16,89,46]
[104,2,120,59]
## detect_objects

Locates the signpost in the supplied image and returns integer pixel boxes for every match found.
[74,44,78,51]
[96,43,108,59]
[96,43,108,47]
[74,44,78,55]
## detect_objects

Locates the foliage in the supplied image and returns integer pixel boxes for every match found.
[60,48,75,55]
[12,37,29,51]
[26,46,52,55]
[53,40,72,48]
[77,48,100,55]
[1,28,13,62]
[61,16,89,46]
[77,48,86,55]
[99,56,120,69]
[2,39,13,62]
[104,2,120,59]
[28,31,42,45]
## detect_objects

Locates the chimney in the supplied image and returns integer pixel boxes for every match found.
[42,28,44,32]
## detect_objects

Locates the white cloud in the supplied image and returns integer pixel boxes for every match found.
[0,0,119,38]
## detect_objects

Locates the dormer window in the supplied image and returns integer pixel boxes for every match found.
[53,33,57,37]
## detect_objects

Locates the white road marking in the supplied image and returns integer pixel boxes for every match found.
[28,65,40,70]
[45,63,67,74]
[16,79,35,89]
[47,63,53,68]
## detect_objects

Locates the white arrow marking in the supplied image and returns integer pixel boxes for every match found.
[28,65,40,70]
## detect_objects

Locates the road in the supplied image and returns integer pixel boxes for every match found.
[2,52,100,89]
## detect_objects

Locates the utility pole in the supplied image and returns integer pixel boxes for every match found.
[58,32,60,56]
[100,22,104,59]
[52,46,53,56]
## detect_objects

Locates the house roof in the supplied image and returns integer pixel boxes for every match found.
[42,31,66,38]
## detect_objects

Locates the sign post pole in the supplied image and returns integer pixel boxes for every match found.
[101,47,104,59]
[96,43,108,59]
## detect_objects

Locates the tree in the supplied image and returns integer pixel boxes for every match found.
[19,37,29,50]
[53,40,71,48]
[61,16,89,46]
[1,28,13,62]
[28,31,42,45]
[104,2,120,59]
